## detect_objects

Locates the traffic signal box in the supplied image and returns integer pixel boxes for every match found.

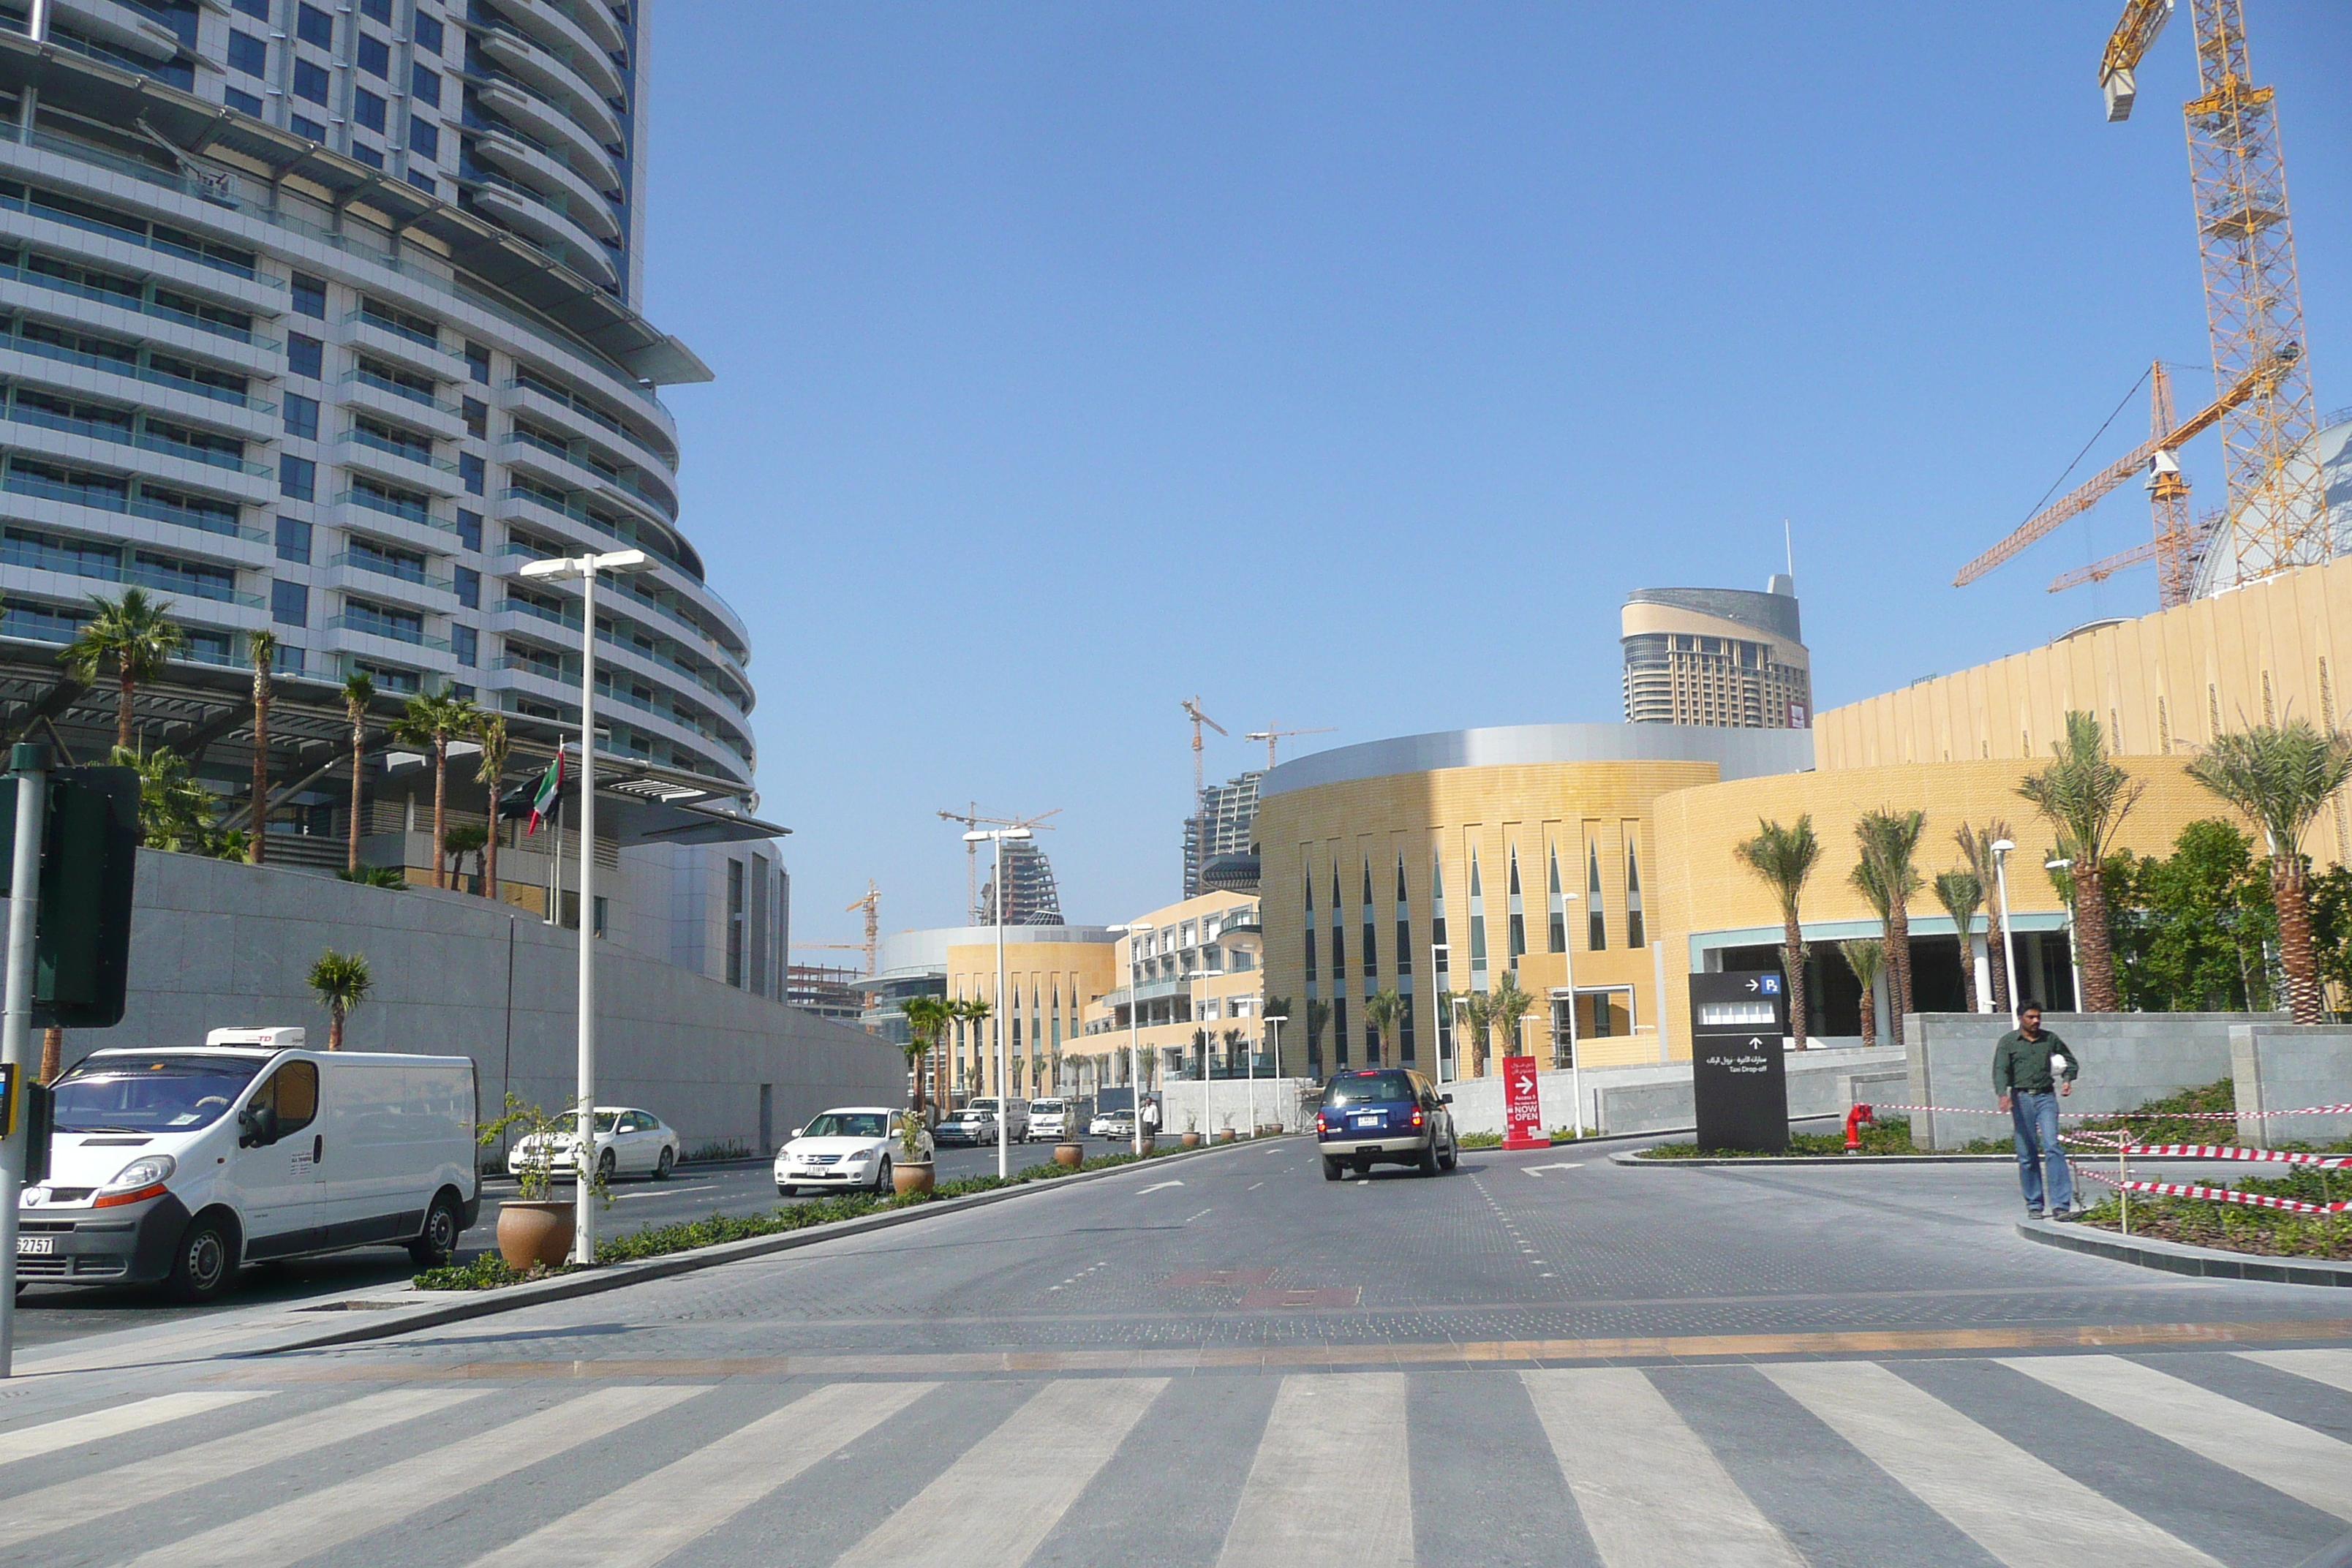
[0,766,140,1030]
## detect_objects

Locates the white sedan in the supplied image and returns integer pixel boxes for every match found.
[776,1107,931,1196]
[508,1106,681,1183]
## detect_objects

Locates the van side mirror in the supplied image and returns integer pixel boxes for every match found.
[1440,1093,1454,1105]
[237,1106,267,1147]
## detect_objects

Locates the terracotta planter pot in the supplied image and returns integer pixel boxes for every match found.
[496,1199,575,1272]
[1053,1142,1085,1168]
[1214,1129,1237,1143]
[893,1161,936,1196]
[1180,1131,1203,1148]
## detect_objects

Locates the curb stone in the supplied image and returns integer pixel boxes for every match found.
[2016,1217,2352,1287]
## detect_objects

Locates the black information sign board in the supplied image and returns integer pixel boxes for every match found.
[1689,970,1789,1153]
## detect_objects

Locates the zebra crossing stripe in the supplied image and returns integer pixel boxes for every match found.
[1522,1368,1803,1568]
[120,1383,706,1568]
[4,1388,488,1545]
[1762,1361,2224,1568]
[0,1391,264,1469]
[1216,1373,1412,1568]
[464,1381,938,1568]
[2002,1355,2352,1523]
[834,1377,1170,1568]
[2239,1348,2352,1397]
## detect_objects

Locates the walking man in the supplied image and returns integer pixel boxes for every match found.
[1994,1001,2078,1219]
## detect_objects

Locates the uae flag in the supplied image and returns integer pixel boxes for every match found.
[525,748,565,835]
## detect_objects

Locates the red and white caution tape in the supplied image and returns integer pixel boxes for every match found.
[2074,1165,2351,1216]
[2088,1145,2352,1169]
[1862,1101,2352,1122]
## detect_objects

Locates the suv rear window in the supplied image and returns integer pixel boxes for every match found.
[1323,1071,1417,1107]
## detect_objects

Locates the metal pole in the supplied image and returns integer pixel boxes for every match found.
[1246,1007,1257,1138]
[572,564,598,1266]
[994,834,1008,1180]
[0,742,51,1376]
[1564,896,1583,1139]
[1429,941,1447,1084]
[1128,938,1144,1156]
[1994,850,2021,1026]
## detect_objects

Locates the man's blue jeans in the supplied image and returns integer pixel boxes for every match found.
[2011,1090,2073,1213]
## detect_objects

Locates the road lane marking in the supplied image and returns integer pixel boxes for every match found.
[2002,1354,2352,1521]
[1523,1163,1584,1175]
[1218,1373,1409,1568]
[1523,1368,1802,1567]
[122,1384,704,1568]
[2239,1348,2352,1396]
[834,1377,1166,1567]
[1137,1180,1186,1195]
[1762,1360,2223,1568]
[1184,1208,1214,1224]
[464,1381,935,1568]
[6,1388,489,1543]
[1247,1181,1264,1190]
[0,1390,265,1469]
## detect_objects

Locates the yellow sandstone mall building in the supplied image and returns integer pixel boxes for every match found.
[1254,554,2352,1079]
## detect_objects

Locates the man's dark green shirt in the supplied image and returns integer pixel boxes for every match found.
[1993,1028,2078,1095]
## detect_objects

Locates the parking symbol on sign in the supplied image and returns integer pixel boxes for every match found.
[1758,975,1782,995]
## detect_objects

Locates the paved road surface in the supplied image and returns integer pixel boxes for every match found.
[4,1138,2347,1567]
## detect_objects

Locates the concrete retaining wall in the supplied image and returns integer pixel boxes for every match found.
[1905,1011,2279,1150]
[27,850,901,1156]
[1157,1079,1318,1136]
[2232,1025,2352,1147]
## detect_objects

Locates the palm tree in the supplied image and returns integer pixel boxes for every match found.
[900,995,949,1118]
[341,671,374,875]
[955,996,993,1097]
[442,823,489,890]
[246,630,276,864]
[1932,868,1985,1015]
[65,588,182,751]
[2187,720,2352,1024]
[473,712,512,902]
[1954,821,2016,1014]
[1855,810,1926,1041]
[1305,998,1332,1071]
[307,947,372,1050]
[1733,816,1823,1050]
[1460,989,1496,1077]
[1848,847,1919,1042]
[2018,712,2143,1011]
[1490,970,1534,1066]
[393,687,477,889]
[115,743,211,851]
[1362,987,1402,1065]
[1839,938,1886,1049]
[337,865,406,889]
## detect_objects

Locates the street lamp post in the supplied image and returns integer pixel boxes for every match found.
[1259,1012,1284,1138]
[964,827,1031,1179]
[1561,891,1585,1139]
[1428,941,1450,1083]
[514,547,649,1266]
[2045,856,2082,1011]
[1112,921,1153,1156]
[1991,839,2021,1025]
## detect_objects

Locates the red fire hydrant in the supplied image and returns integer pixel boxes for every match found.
[1844,1103,1875,1154]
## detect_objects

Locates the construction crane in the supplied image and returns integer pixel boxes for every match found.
[1180,697,1226,805]
[2097,0,2324,587]
[1953,350,2285,587]
[936,805,1060,925]
[1242,723,1335,770]
[843,881,880,975]
[2046,361,2214,599]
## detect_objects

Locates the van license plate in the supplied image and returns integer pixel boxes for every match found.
[16,1237,53,1255]
[1353,1115,1383,1129]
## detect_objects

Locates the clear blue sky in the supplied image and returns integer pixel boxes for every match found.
[637,2,2352,946]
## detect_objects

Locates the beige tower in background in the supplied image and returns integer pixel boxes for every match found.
[1621,576,1813,728]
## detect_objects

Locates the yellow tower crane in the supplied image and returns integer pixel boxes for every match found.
[844,881,880,976]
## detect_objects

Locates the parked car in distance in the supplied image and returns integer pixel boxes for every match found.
[1315,1068,1458,1180]
[22,1028,478,1303]
[962,1096,1029,1142]
[1090,1107,1136,1140]
[930,1115,981,1148]
[775,1107,930,1196]
[1030,1098,1073,1141]
[509,1106,681,1183]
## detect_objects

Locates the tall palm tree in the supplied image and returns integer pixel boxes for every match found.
[1461,989,1496,1077]
[1305,998,1332,1071]
[1733,816,1822,1049]
[1362,987,1402,1065]
[2187,719,2352,1024]
[341,671,374,875]
[955,995,992,1097]
[65,588,182,751]
[1490,970,1534,1066]
[1932,867,1985,1015]
[1855,810,1927,1041]
[473,712,512,902]
[1954,821,2016,1014]
[2018,712,2143,1011]
[306,948,372,1050]
[900,995,950,1119]
[246,630,276,864]
[1839,938,1886,1049]
[393,687,477,889]
[1848,843,1921,1044]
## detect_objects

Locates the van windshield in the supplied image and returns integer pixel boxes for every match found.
[1323,1071,1418,1108]
[1032,1100,1065,1112]
[53,1055,263,1133]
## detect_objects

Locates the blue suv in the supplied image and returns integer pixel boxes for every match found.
[1316,1068,1458,1180]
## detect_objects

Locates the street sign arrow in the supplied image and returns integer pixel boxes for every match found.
[1522,1162,1584,1176]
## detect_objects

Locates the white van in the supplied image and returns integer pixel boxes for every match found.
[962,1096,1029,1142]
[1028,1098,1071,1141]
[16,1028,479,1302]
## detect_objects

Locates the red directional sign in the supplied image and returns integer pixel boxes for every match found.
[1502,1055,1547,1150]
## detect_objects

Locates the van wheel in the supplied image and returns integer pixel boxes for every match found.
[408,1191,464,1267]
[165,1213,238,1304]
[1323,1158,1343,1181]
[653,1147,675,1181]
[1417,1144,1441,1177]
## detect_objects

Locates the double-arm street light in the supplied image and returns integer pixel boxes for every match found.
[1109,921,1153,1156]
[965,826,1031,1178]
[513,546,650,1265]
